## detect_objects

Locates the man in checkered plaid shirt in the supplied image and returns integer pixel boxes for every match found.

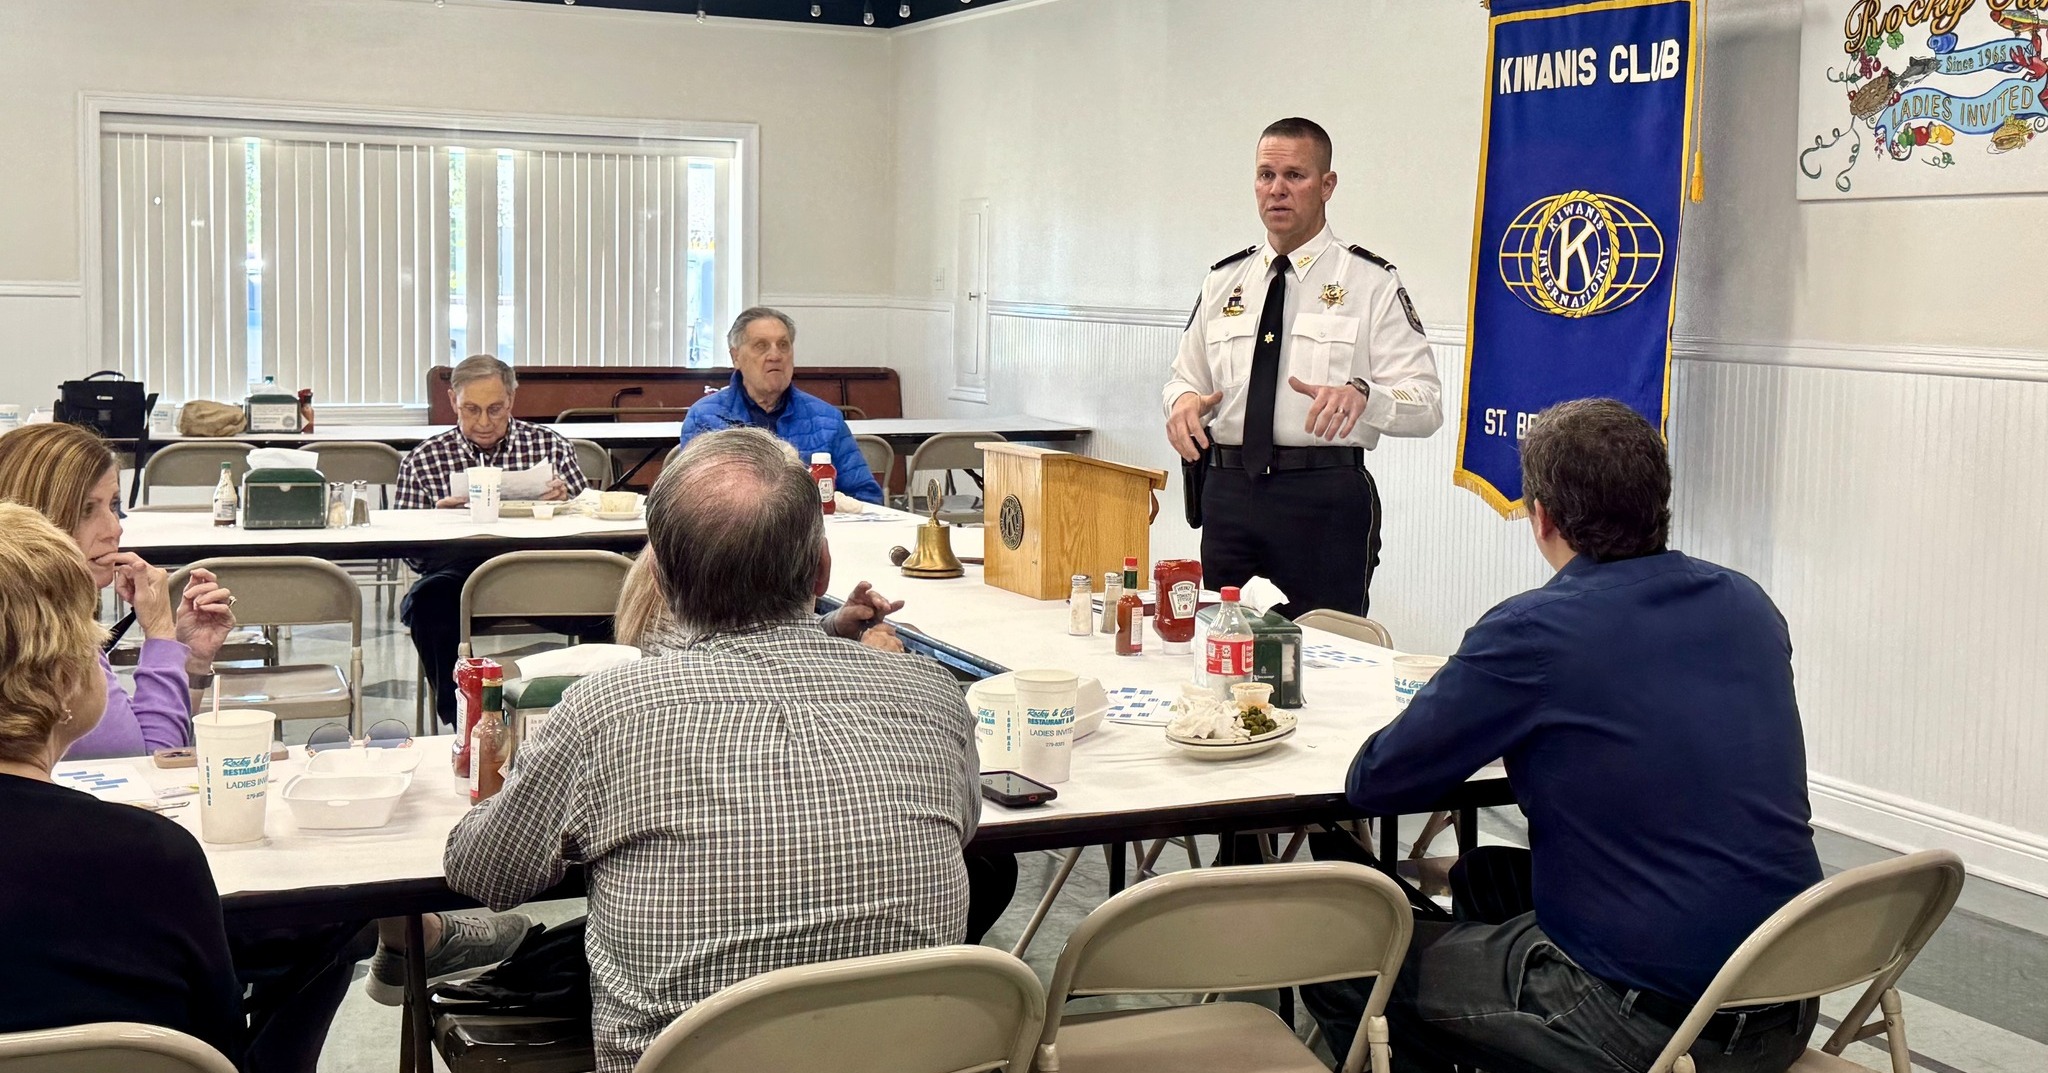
[396,354,593,726]
[444,427,979,1073]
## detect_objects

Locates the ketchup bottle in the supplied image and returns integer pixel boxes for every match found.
[810,452,837,514]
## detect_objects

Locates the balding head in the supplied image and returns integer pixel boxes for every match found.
[645,428,826,635]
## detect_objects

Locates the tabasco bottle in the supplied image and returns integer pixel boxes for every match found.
[1114,556,1145,656]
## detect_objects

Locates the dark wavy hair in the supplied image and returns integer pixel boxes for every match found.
[1520,399,1671,562]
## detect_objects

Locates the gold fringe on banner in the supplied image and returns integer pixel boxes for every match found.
[1690,0,1708,202]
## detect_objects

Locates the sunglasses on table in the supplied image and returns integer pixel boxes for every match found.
[305,718,414,754]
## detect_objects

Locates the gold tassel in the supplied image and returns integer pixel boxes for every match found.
[1689,149,1706,202]
[1689,0,1708,202]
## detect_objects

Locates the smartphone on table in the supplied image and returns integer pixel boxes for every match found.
[979,770,1056,808]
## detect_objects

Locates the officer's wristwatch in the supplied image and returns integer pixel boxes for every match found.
[1347,377,1372,400]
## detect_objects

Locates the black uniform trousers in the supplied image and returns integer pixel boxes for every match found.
[1199,462,1384,619]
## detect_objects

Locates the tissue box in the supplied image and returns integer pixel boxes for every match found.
[245,391,300,433]
[1249,611,1303,709]
[240,468,328,529]
[504,675,582,754]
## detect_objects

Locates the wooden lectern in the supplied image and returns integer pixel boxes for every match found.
[978,443,1168,600]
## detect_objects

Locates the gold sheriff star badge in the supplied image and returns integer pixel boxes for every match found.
[1320,283,1346,308]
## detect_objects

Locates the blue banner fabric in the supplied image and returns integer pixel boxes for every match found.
[1456,0,1698,516]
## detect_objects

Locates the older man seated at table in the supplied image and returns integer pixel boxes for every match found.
[396,353,593,727]
[677,306,885,504]
[446,427,977,1073]
[1304,399,1822,1073]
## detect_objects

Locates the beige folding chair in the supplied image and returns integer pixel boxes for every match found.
[906,431,1005,522]
[310,441,409,609]
[1038,861,1413,1073]
[837,404,869,421]
[853,434,894,495]
[138,442,253,506]
[569,438,613,491]
[172,557,363,733]
[1648,849,1964,1073]
[0,1021,238,1073]
[458,550,635,659]
[1293,609,1393,648]
[634,945,1045,1073]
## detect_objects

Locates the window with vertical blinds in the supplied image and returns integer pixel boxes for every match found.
[100,113,741,409]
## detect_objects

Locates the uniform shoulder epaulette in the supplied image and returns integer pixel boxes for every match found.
[1348,244,1397,272]
[1210,246,1258,271]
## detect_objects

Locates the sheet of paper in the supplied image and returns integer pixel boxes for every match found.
[447,462,555,502]
[52,762,158,806]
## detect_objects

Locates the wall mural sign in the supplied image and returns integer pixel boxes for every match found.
[1798,0,2048,198]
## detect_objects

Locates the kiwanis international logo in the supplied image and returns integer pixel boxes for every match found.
[1497,190,1665,318]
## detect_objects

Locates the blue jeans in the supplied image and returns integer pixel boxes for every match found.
[1301,849,1815,1073]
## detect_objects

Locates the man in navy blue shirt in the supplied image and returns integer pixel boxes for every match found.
[679,308,885,505]
[1305,399,1821,1073]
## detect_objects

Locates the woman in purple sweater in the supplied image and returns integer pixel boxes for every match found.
[0,424,235,760]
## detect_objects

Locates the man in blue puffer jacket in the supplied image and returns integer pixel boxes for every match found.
[678,307,885,505]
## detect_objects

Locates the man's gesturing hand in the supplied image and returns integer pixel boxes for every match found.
[1167,390,1227,462]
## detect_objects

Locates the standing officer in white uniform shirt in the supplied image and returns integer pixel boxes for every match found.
[1164,117,1442,617]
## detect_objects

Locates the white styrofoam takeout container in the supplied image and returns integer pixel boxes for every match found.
[280,772,412,830]
[304,746,425,776]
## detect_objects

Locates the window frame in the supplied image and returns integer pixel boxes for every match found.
[81,93,759,413]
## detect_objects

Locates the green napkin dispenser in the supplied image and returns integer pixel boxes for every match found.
[240,468,327,529]
[1249,610,1304,709]
[505,675,582,754]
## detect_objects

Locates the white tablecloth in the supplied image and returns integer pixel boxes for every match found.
[69,507,1495,901]
[119,508,648,555]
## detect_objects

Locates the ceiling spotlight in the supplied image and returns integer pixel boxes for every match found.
[899,2,910,15]
[811,3,821,14]
[862,1,874,24]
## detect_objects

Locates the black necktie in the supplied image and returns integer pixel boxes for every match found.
[1242,258,1290,477]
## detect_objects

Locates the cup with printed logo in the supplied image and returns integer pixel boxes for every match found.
[466,466,503,524]
[971,678,1022,773]
[0,404,22,434]
[192,709,276,844]
[1012,669,1079,784]
[1392,655,1448,708]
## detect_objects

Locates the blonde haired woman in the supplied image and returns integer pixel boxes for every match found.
[0,423,235,759]
[0,503,243,1061]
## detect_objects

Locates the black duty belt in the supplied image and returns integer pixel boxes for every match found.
[1210,444,1363,473]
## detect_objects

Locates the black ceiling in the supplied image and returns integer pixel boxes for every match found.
[494,0,1018,29]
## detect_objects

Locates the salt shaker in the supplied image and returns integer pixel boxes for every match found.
[1099,570,1122,634]
[351,480,372,527]
[326,482,351,528]
[1067,574,1093,636]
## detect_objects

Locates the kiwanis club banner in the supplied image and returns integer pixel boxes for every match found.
[1456,0,1699,516]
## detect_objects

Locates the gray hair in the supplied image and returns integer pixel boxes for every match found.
[726,307,797,351]
[1520,398,1670,563]
[449,354,517,396]
[645,427,823,635]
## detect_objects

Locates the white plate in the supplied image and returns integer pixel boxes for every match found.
[594,510,642,521]
[1166,718,1298,761]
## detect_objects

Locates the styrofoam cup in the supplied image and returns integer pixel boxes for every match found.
[0,404,21,433]
[1013,669,1079,784]
[972,678,1021,773]
[193,709,276,844]
[467,467,503,523]
[1392,655,1448,708]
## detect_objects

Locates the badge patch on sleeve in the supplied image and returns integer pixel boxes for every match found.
[1397,287,1425,337]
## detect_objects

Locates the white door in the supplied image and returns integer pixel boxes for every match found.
[951,198,990,403]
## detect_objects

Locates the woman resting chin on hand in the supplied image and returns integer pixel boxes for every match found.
[0,424,237,760]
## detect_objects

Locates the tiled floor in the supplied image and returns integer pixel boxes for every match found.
[206,594,2048,1073]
